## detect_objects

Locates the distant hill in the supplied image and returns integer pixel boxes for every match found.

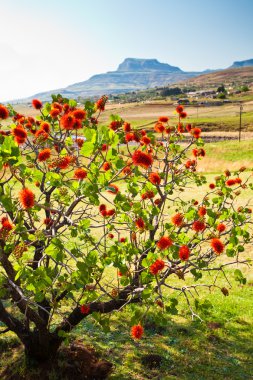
[12,58,203,103]
[178,67,253,88]
[229,59,253,68]
[11,57,253,103]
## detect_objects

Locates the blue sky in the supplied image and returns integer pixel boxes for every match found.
[0,0,252,100]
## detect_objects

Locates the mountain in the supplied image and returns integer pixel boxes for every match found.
[230,59,253,68]
[14,58,201,103]
[11,57,253,103]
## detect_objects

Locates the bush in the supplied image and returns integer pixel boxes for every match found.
[0,97,252,366]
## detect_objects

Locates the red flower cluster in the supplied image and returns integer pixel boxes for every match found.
[226,178,242,186]
[156,236,173,250]
[209,183,215,189]
[19,188,35,209]
[32,99,43,110]
[95,95,108,111]
[211,238,224,255]
[185,159,196,170]
[171,213,184,227]
[131,324,144,339]
[154,122,165,133]
[192,220,206,232]
[102,162,111,171]
[123,122,131,132]
[191,128,202,139]
[149,172,161,185]
[150,259,165,275]
[179,245,190,261]
[0,104,9,119]
[192,148,205,157]
[141,136,151,145]
[1,216,13,232]
[12,126,28,145]
[135,217,145,229]
[99,204,115,218]
[132,150,153,169]
[217,223,226,233]
[198,207,207,217]
[38,148,51,162]
[141,190,155,200]
[158,116,169,123]
[74,168,87,180]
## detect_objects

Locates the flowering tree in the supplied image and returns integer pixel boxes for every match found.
[0,97,252,363]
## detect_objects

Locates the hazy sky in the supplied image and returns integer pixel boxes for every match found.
[0,0,252,101]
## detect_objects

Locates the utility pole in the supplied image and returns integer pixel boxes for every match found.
[239,104,243,142]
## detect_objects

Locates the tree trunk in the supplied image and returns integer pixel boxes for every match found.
[22,331,62,363]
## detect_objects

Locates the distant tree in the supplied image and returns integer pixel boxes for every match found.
[217,84,226,94]
[240,85,249,92]
[160,87,182,97]
[217,92,226,99]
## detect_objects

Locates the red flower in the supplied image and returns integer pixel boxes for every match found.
[57,156,72,170]
[149,172,161,185]
[75,138,85,148]
[211,238,224,255]
[74,168,87,179]
[198,207,206,217]
[226,179,236,186]
[135,217,145,229]
[99,204,106,212]
[108,233,114,239]
[50,108,60,119]
[19,188,35,209]
[60,113,75,130]
[52,102,63,112]
[191,128,201,139]
[72,109,86,120]
[157,236,173,250]
[109,121,122,131]
[179,245,190,261]
[186,123,192,132]
[0,104,9,119]
[141,136,151,145]
[131,324,144,339]
[12,126,27,144]
[132,150,153,169]
[158,116,169,123]
[107,184,119,194]
[142,190,155,200]
[154,122,165,133]
[179,111,187,119]
[217,223,226,233]
[171,213,184,227]
[119,237,126,243]
[44,218,53,226]
[32,99,43,110]
[150,259,165,275]
[80,304,90,315]
[95,96,108,111]
[34,129,49,141]
[38,148,51,162]
[101,144,108,151]
[123,122,131,132]
[176,105,184,114]
[125,132,135,143]
[1,217,13,231]
[192,148,205,157]
[209,183,215,189]
[123,166,132,176]
[103,162,111,171]
[177,123,184,133]
[40,122,50,133]
[192,220,206,232]
[107,209,115,216]
[235,177,242,184]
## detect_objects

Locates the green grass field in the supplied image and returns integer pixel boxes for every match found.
[0,138,253,380]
